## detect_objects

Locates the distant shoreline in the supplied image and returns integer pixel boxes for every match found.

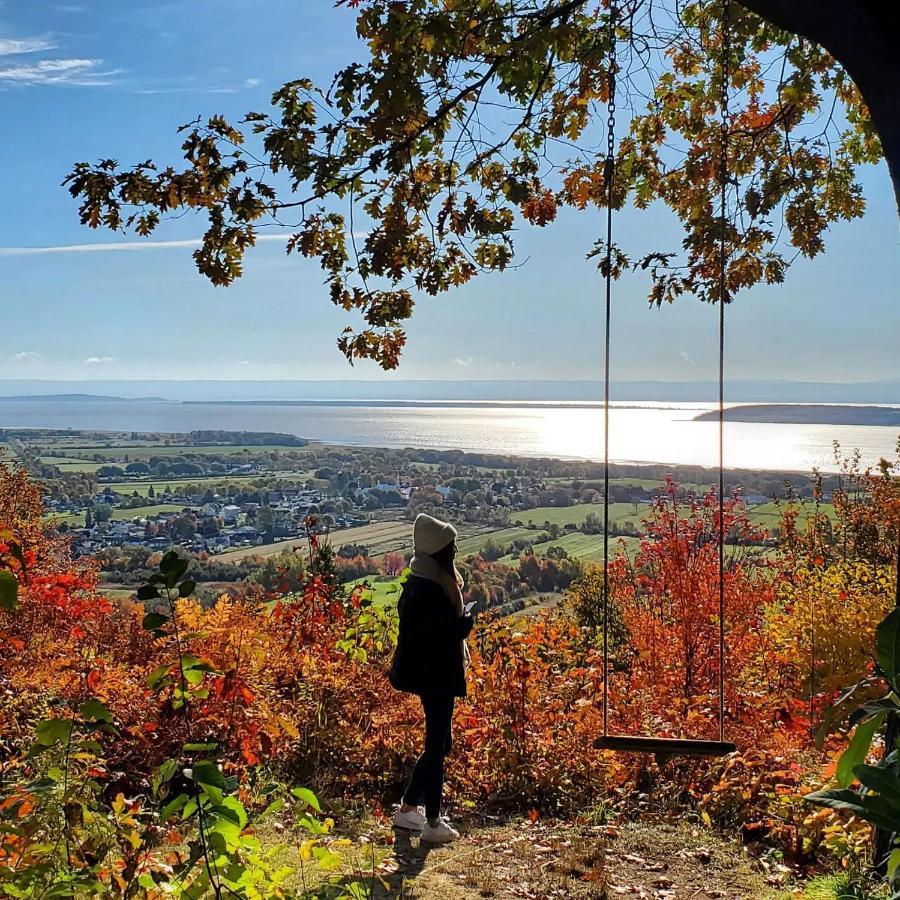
[694,404,900,426]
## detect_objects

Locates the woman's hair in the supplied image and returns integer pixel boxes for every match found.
[431,539,456,574]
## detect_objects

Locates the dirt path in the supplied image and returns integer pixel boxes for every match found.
[370,819,786,899]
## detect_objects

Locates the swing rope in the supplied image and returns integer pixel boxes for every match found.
[717,0,731,746]
[598,0,734,756]
[601,0,617,741]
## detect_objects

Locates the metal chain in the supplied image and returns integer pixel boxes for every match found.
[601,0,618,739]
[717,0,731,745]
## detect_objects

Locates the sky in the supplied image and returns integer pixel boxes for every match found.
[0,0,898,386]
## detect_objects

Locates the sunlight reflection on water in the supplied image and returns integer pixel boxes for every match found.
[1,399,898,472]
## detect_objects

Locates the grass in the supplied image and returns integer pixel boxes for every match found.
[513,502,644,529]
[47,444,309,459]
[499,532,642,565]
[454,525,538,557]
[103,472,316,497]
[346,575,403,607]
[48,503,186,526]
[513,499,836,533]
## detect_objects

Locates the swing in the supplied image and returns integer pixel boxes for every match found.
[594,0,737,760]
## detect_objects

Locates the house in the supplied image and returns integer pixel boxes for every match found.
[221,504,241,524]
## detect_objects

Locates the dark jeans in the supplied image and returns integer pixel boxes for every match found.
[402,692,455,820]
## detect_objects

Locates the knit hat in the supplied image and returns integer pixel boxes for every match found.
[413,513,457,556]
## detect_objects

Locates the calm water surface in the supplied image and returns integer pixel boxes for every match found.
[2,399,898,472]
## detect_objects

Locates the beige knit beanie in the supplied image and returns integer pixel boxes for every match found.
[413,513,457,556]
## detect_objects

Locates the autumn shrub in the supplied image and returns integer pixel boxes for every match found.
[607,482,775,742]
[1,459,898,893]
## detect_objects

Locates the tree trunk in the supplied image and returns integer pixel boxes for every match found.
[738,0,900,221]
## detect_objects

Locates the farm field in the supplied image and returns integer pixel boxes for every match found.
[216,519,415,562]
[499,532,642,565]
[515,499,835,532]
[47,503,186,526]
[49,444,310,459]
[454,525,537,557]
[103,472,317,496]
[346,575,403,607]
[513,502,643,529]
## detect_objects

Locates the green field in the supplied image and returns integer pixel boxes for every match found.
[347,575,404,607]
[102,472,317,497]
[48,503,186,526]
[499,532,641,565]
[513,502,644,529]
[514,499,835,533]
[454,525,538,557]
[48,444,309,460]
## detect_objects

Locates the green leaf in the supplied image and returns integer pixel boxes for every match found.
[178,579,197,597]
[34,718,74,748]
[853,764,900,807]
[152,759,180,798]
[147,663,171,690]
[837,713,884,788]
[291,786,321,812]
[888,848,900,880]
[0,570,18,611]
[806,787,900,834]
[183,742,218,752]
[877,608,900,686]
[136,584,160,602]
[191,760,226,791]
[80,699,113,723]
[142,612,167,631]
[159,792,188,823]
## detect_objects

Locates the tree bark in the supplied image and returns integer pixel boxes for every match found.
[738,0,900,222]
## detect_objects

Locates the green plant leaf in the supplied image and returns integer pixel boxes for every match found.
[142,612,167,631]
[291,786,321,812]
[837,714,885,788]
[877,608,900,686]
[806,787,900,834]
[34,718,74,748]
[178,579,197,597]
[80,699,113,723]
[147,663,171,690]
[159,792,188,823]
[191,760,226,791]
[0,570,18,611]
[853,764,900,807]
[136,584,160,602]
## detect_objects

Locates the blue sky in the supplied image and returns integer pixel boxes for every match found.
[1,0,898,385]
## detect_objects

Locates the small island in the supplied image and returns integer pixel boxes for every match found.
[695,404,900,426]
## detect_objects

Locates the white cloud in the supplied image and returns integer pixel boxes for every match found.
[84,356,117,365]
[0,233,294,256]
[244,77,261,87]
[678,349,694,364]
[0,58,120,87]
[451,356,475,367]
[14,351,41,361]
[0,37,56,56]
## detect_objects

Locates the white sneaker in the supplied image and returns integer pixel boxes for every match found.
[421,817,460,844]
[392,805,426,831]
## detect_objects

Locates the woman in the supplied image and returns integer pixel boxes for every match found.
[389,513,473,844]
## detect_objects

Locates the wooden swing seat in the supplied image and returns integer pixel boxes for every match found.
[594,734,736,759]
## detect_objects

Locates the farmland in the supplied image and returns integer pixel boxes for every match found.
[216,520,415,562]
[47,503,186,526]
[499,532,642,565]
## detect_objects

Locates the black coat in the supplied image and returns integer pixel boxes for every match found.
[389,575,473,699]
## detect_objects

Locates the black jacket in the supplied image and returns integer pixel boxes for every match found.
[389,575,473,698]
